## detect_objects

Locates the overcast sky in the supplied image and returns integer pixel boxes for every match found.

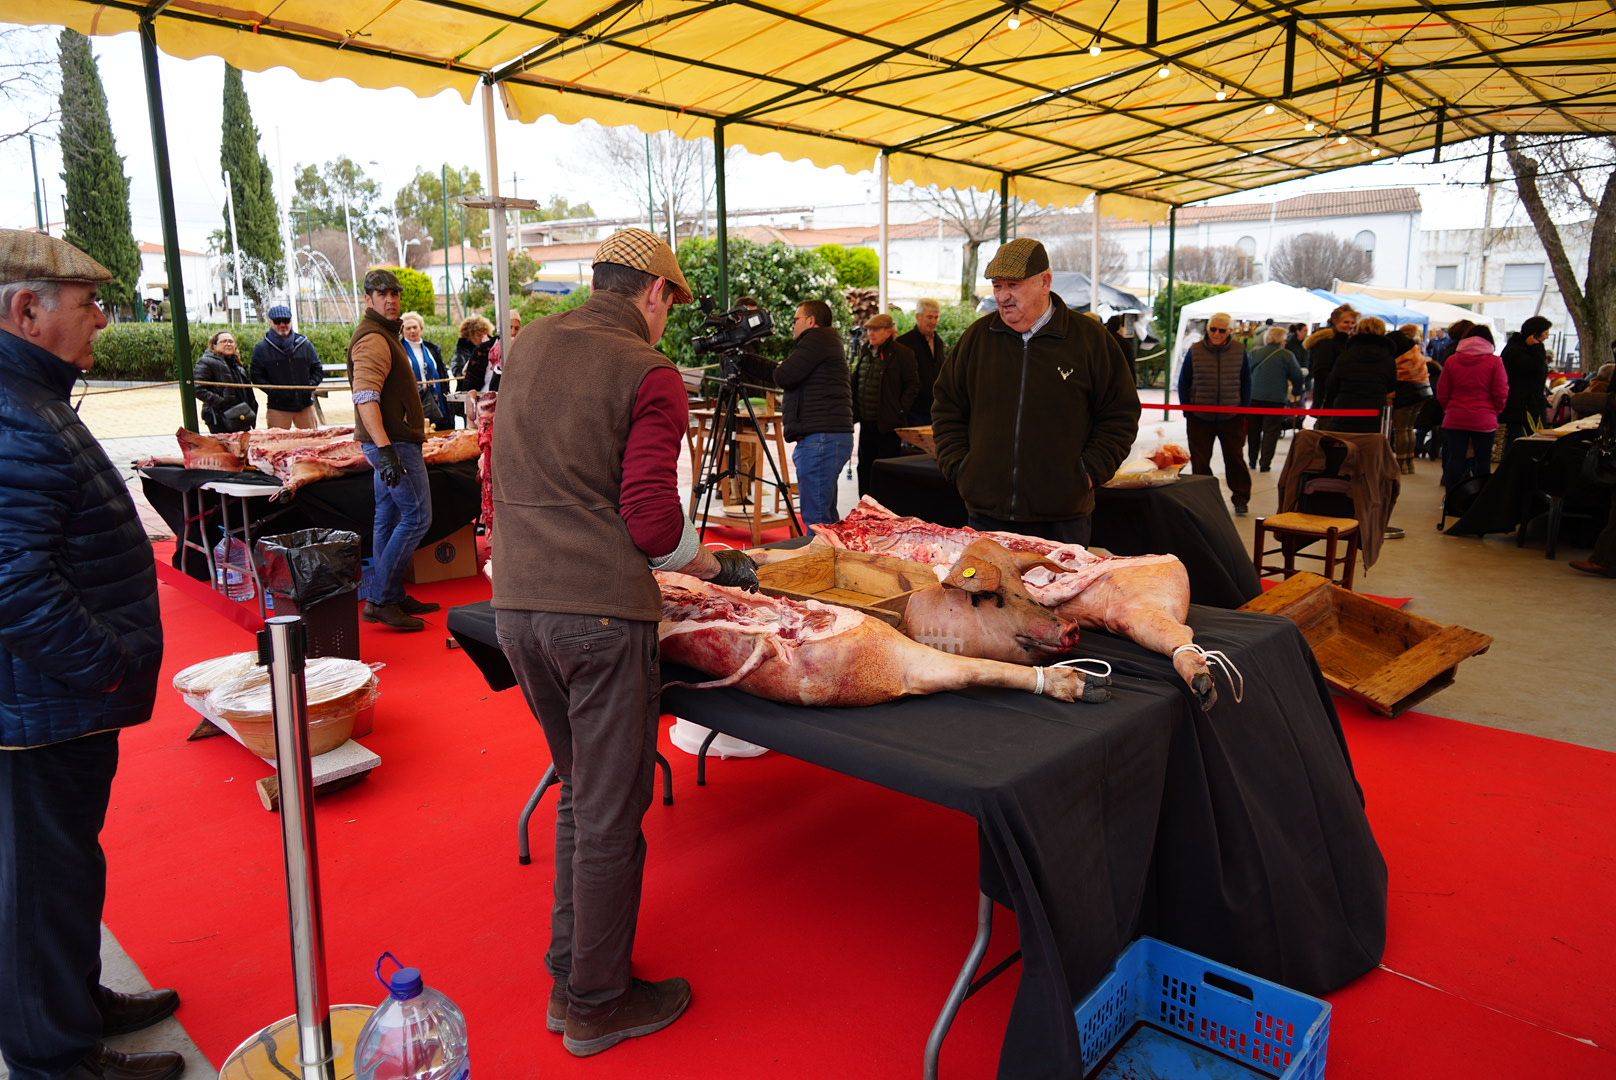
[1,26,1540,253]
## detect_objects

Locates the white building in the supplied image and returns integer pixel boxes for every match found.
[137,241,219,321]
[1422,220,1591,358]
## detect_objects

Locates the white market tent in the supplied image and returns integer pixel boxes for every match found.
[1171,281,1338,376]
[1403,298,1501,337]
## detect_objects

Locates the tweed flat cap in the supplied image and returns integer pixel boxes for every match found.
[593,228,693,304]
[984,238,1050,280]
[0,229,112,285]
[865,313,895,330]
[364,268,403,294]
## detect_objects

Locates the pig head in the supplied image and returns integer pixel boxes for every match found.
[899,540,1082,665]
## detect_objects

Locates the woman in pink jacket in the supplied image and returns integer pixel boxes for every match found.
[1437,325,1509,491]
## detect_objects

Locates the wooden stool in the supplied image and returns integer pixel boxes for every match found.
[1253,512,1361,589]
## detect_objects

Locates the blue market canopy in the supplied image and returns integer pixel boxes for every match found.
[1312,288,1430,329]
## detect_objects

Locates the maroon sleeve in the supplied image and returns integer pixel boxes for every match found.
[621,366,691,558]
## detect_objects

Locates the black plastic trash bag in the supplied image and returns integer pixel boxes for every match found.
[255,529,361,608]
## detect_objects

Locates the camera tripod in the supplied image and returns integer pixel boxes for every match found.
[690,361,802,541]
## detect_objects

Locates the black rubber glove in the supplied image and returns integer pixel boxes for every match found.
[711,549,760,592]
[375,444,404,487]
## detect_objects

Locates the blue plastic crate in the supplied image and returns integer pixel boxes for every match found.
[1075,937,1330,1080]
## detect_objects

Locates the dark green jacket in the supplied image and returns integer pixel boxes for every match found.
[932,296,1141,521]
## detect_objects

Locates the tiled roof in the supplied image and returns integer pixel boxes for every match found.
[1176,187,1422,225]
[138,240,206,257]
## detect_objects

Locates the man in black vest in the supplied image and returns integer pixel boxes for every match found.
[852,312,919,494]
[1177,312,1253,514]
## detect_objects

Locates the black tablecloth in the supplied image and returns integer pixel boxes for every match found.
[447,602,1386,1079]
[141,461,480,581]
[866,455,1260,607]
[1447,432,1612,540]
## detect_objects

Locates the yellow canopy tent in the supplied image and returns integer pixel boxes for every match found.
[8,0,1615,419]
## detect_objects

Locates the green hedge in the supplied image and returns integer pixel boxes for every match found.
[90,321,463,382]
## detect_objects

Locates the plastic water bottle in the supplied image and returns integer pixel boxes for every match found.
[353,953,470,1080]
[212,532,256,603]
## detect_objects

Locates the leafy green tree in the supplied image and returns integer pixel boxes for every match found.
[382,265,436,319]
[219,63,283,310]
[516,194,596,227]
[660,237,847,367]
[394,165,488,252]
[56,30,140,314]
[814,243,879,288]
[1152,282,1235,350]
[291,156,383,250]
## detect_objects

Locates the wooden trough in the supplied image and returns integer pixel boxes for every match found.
[1239,572,1492,717]
[757,547,938,627]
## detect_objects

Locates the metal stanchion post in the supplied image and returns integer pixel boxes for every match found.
[220,616,368,1078]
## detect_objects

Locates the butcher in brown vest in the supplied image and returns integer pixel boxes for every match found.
[347,268,438,630]
[492,229,758,1058]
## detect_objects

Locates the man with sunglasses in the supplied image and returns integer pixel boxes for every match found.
[1177,312,1253,515]
[250,303,323,428]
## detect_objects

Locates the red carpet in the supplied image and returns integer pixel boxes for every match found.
[100,569,1612,1077]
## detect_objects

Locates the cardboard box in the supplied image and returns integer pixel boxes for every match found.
[406,524,477,584]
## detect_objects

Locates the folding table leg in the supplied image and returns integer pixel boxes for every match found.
[923,890,993,1080]
[517,763,559,865]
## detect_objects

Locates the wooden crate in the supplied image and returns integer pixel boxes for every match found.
[894,425,936,457]
[1239,572,1491,717]
[758,548,938,627]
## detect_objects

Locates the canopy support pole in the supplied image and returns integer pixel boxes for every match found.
[441,164,453,319]
[878,151,889,314]
[1432,107,1446,163]
[1164,205,1177,407]
[1283,18,1296,97]
[483,79,511,349]
[714,123,729,310]
[1090,193,1101,313]
[138,15,197,432]
[1146,0,1158,47]
[998,175,1009,244]
[1371,72,1384,136]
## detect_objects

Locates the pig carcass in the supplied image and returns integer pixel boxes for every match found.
[657,572,1111,706]
[897,539,1084,664]
[147,426,478,497]
[811,498,1224,708]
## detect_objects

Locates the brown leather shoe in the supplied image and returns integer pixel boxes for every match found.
[96,985,180,1037]
[547,977,567,1034]
[64,1044,184,1079]
[362,602,426,631]
[562,977,691,1057]
[1569,559,1616,578]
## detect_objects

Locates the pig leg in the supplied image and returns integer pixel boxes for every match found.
[882,633,1112,703]
[1058,578,1218,710]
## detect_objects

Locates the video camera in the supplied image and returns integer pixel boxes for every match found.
[691,296,775,355]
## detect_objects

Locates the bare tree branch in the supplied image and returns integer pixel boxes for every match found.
[0,26,58,148]
[1268,233,1373,291]
[583,126,734,236]
[1151,245,1256,286]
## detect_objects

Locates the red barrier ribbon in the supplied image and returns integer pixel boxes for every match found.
[1142,403,1382,417]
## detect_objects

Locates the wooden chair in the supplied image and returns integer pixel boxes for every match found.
[1252,512,1362,589]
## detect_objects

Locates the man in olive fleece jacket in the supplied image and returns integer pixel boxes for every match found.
[932,239,1140,545]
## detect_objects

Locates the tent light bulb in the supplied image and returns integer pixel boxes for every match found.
[1090,43,1102,57]
[1006,6,1021,30]
[1215,87,1227,101]
[1158,65,1172,79]
[1371,146,1382,156]
[1263,103,1276,115]
[1304,120,1315,132]
[1337,133,1350,145]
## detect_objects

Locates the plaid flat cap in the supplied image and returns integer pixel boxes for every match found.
[0,229,112,284]
[593,228,693,304]
[984,238,1050,280]
[363,268,403,294]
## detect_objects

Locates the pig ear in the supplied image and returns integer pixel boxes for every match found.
[1012,552,1072,576]
[944,558,1001,593]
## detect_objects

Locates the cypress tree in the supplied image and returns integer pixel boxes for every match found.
[219,63,284,310]
[56,30,141,315]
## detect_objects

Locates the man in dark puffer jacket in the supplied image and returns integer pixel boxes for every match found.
[0,231,180,1080]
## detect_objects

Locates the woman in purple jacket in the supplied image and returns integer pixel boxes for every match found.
[1436,325,1509,491]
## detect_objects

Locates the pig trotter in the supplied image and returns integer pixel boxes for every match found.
[1191,672,1217,711]
[1082,681,1113,704]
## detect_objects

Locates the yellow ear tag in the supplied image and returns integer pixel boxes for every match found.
[962,567,976,578]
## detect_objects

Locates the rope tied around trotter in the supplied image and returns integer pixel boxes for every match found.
[1172,643,1245,704]
[1034,658,1113,696]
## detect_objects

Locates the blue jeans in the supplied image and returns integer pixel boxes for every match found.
[361,441,433,606]
[792,432,853,528]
